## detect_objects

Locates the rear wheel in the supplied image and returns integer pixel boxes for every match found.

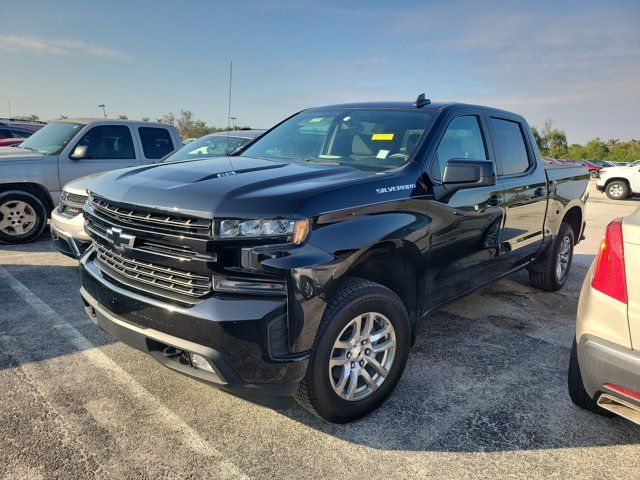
[589,169,599,179]
[0,190,48,244]
[295,278,410,423]
[568,338,613,416]
[528,222,574,292]
[605,180,629,200]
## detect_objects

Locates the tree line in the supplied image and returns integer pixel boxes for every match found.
[12,113,639,162]
[531,119,639,162]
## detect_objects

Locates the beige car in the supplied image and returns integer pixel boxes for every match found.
[570,209,640,424]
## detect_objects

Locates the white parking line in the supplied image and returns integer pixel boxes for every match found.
[0,265,249,480]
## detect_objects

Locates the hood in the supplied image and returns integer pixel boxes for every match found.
[63,172,104,195]
[89,155,409,219]
[0,146,44,163]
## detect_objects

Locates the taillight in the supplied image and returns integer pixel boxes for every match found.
[591,218,627,303]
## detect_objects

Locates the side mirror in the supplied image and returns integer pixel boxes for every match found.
[70,145,88,160]
[442,158,496,192]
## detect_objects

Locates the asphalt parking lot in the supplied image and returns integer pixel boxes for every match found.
[1,182,639,480]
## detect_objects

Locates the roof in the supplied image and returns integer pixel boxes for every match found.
[310,101,522,119]
[55,118,174,128]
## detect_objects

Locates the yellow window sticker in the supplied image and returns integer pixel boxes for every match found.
[371,133,394,141]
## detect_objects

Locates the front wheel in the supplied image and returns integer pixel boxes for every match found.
[295,278,410,423]
[0,190,48,244]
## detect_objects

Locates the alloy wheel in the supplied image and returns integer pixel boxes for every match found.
[329,312,396,401]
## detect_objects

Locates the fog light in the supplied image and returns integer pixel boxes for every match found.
[191,353,215,372]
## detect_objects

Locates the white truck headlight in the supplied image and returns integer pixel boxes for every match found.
[215,218,309,244]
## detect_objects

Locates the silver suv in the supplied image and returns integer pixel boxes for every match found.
[0,119,181,244]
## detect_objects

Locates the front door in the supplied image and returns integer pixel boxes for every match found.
[425,113,507,310]
[58,124,141,187]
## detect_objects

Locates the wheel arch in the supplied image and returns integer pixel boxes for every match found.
[562,205,583,243]
[0,182,54,218]
[341,240,425,341]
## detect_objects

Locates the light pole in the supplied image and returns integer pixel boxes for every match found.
[230,116,237,130]
[98,104,107,118]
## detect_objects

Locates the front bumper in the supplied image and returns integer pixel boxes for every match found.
[80,251,308,398]
[577,334,640,410]
[50,208,91,259]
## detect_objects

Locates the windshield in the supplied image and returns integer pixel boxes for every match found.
[20,122,84,155]
[240,108,436,171]
[161,135,251,163]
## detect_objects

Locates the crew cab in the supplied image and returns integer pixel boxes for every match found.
[596,162,640,200]
[79,97,589,423]
[0,119,181,244]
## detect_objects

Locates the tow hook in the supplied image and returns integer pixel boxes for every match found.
[162,346,183,358]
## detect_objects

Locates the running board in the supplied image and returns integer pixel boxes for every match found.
[597,393,640,425]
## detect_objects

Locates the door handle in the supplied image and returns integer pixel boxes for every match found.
[487,195,503,206]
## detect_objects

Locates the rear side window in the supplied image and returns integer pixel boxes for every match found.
[139,127,174,159]
[433,115,487,180]
[75,125,135,159]
[489,118,530,176]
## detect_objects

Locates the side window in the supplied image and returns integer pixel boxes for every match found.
[74,125,135,160]
[489,118,531,176]
[433,115,487,179]
[139,127,174,159]
[0,129,10,139]
[11,129,32,138]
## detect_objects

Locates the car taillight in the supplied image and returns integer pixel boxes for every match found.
[591,218,627,304]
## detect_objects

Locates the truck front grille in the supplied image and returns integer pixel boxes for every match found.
[90,195,211,238]
[61,191,88,206]
[94,244,212,299]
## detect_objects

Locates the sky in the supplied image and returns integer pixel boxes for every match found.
[0,0,638,144]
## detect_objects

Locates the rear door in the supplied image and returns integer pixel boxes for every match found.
[425,110,507,309]
[58,124,141,186]
[137,126,177,164]
[487,114,547,269]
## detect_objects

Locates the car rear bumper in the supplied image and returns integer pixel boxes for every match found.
[577,334,640,418]
[80,250,307,398]
[50,208,91,259]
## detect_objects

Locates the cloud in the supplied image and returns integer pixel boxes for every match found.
[0,34,130,60]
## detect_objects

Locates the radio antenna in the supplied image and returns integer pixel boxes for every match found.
[227,60,233,153]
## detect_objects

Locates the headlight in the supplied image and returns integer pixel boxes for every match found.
[214,218,309,244]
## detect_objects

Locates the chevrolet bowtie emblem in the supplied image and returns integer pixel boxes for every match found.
[106,227,136,250]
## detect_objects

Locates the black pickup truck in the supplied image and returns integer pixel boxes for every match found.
[79,96,589,423]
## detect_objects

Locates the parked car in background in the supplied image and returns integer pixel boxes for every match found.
[0,118,181,244]
[0,118,45,138]
[582,160,602,178]
[50,129,264,258]
[79,98,588,422]
[163,129,265,163]
[569,212,640,425]
[596,162,640,199]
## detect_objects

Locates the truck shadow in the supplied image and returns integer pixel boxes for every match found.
[275,253,639,451]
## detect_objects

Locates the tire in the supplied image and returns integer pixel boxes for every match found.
[528,222,574,292]
[295,277,411,423]
[605,180,629,200]
[568,338,613,416]
[589,170,599,179]
[0,190,48,244]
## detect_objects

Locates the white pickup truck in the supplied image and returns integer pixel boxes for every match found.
[0,119,181,244]
[596,160,640,199]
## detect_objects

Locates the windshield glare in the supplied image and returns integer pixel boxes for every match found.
[240,108,435,171]
[161,135,250,163]
[20,122,84,155]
